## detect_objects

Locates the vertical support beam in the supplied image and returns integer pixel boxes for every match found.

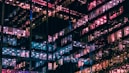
[29,0,33,72]
[46,0,49,73]
[0,0,5,72]
[52,3,56,72]
[89,44,94,73]
[68,0,73,73]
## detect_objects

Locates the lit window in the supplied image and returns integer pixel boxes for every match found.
[109,6,124,20]
[124,27,129,36]
[48,63,52,70]
[110,34,115,42]
[116,30,122,39]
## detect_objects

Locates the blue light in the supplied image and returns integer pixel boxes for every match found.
[30,10,33,20]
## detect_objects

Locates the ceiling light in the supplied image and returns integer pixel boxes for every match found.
[9,0,13,2]
[16,1,19,3]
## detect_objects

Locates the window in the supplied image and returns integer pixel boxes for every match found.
[61,35,72,46]
[88,0,97,11]
[109,6,124,20]
[89,15,107,30]
[124,26,129,36]
[48,63,52,70]
[48,35,52,42]
[88,34,94,41]
[88,0,105,11]
[116,30,122,40]
[81,27,89,35]
[108,33,115,43]
[78,60,84,67]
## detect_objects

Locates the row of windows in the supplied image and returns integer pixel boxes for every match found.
[73,41,86,48]
[31,42,46,50]
[14,61,26,70]
[35,61,44,68]
[88,0,107,11]
[2,69,38,73]
[47,27,71,43]
[0,26,28,37]
[88,17,128,42]
[109,64,129,73]
[75,52,128,73]
[50,41,89,68]
[108,26,129,43]
[90,15,107,30]
[81,5,124,36]
[88,0,124,20]
[1,42,72,61]
[81,15,106,36]
[0,36,53,51]
[61,6,85,17]
[54,44,72,59]
[2,47,49,60]
[60,35,72,46]
[2,47,30,58]
[2,58,16,67]
[0,36,17,46]
[109,6,124,20]
[31,51,47,60]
